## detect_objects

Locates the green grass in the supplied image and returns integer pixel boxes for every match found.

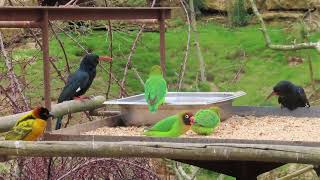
[3,22,320,107]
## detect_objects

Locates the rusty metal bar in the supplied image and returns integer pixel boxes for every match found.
[0,7,172,21]
[0,21,41,28]
[41,10,52,131]
[159,10,166,76]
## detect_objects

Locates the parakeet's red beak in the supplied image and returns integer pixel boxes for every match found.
[98,56,112,62]
[266,91,278,100]
[190,116,195,125]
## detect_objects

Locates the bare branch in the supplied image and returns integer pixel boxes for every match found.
[119,0,157,97]
[0,32,30,111]
[49,22,70,74]
[248,0,320,52]
[105,21,113,99]
[52,23,89,54]
[177,0,192,91]
[99,65,128,96]
[189,0,206,82]
[49,57,67,84]
[120,25,144,97]
[132,66,145,86]
[0,85,20,112]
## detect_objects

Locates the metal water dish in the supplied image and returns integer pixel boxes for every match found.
[104,91,246,126]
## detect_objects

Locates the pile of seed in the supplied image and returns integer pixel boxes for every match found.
[84,115,320,141]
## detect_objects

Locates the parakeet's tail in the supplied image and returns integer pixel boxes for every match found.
[148,105,158,113]
[209,106,221,116]
[55,117,63,130]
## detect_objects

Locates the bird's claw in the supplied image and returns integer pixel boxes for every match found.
[73,96,90,101]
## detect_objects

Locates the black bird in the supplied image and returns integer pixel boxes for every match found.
[55,53,112,129]
[266,80,310,110]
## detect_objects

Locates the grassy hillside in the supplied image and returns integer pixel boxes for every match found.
[8,22,320,107]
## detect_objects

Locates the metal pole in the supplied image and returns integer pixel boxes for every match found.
[159,10,166,77]
[41,10,52,131]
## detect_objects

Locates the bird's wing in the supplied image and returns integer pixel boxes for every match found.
[194,110,219,127]
[58,70,90,103]
[297,86,310,107]
[5,120,34,140]
[144,76,167,105]
[147,115,177,132]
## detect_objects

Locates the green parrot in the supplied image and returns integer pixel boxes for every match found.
[144,65,167,112]
[143,112,195,137]
[191,106,221,135]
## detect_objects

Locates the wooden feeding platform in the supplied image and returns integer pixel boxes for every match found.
[1,95,320,179]
[47,106,320,180]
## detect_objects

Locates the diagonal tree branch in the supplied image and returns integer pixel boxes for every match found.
[119,0,157,97]
[248,0,320,52]
[177,0,192,91]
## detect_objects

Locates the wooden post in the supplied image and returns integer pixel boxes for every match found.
[41,9,51,131]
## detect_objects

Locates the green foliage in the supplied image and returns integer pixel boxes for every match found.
[229,0,250,27]
[198,81,211,92]
[193,0,205,17]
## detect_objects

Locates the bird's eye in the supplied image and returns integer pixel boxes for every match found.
[185,115,189,118]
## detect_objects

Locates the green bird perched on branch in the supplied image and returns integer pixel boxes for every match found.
[191,106,221,135]
[144,65,167,112]
[143,112,195,137]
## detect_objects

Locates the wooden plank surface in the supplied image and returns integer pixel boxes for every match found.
[48,114,122,135]
[232,106,320,118]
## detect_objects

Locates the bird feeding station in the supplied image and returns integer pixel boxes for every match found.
[0,6,172,129]
[1,95,320,179]
[1,101,320,179]
[1,6,320,180]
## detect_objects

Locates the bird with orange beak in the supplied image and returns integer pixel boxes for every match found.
[56,53,112,129]
[266,80,310,110]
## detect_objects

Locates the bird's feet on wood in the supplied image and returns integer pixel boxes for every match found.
[73,96,90,101]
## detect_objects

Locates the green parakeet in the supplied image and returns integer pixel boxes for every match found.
[144,65,167,112]
[143,112,195,137]
[191,106,221,135]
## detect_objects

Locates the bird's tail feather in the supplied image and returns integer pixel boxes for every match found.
[148,105,157,113]
[55,117,63,130]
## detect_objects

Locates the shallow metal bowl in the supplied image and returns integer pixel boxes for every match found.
[104,91,246,126]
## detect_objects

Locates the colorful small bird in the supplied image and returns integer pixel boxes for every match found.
[5,107,53,141]
[143,112,195,137]
[191,106,221,135]
[266,80,310,110]
[144,65,167,112]
[56,53,112,130]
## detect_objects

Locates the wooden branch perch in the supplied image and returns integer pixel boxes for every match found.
[0,96,106,132]
[0,140,319,164]
[277,165,314,180]
[248,0,320,52]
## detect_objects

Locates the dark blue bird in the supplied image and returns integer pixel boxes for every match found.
[266,80,310,110]
[55,53,112,129]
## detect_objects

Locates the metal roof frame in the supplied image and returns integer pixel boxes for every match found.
[0,6,173,130]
